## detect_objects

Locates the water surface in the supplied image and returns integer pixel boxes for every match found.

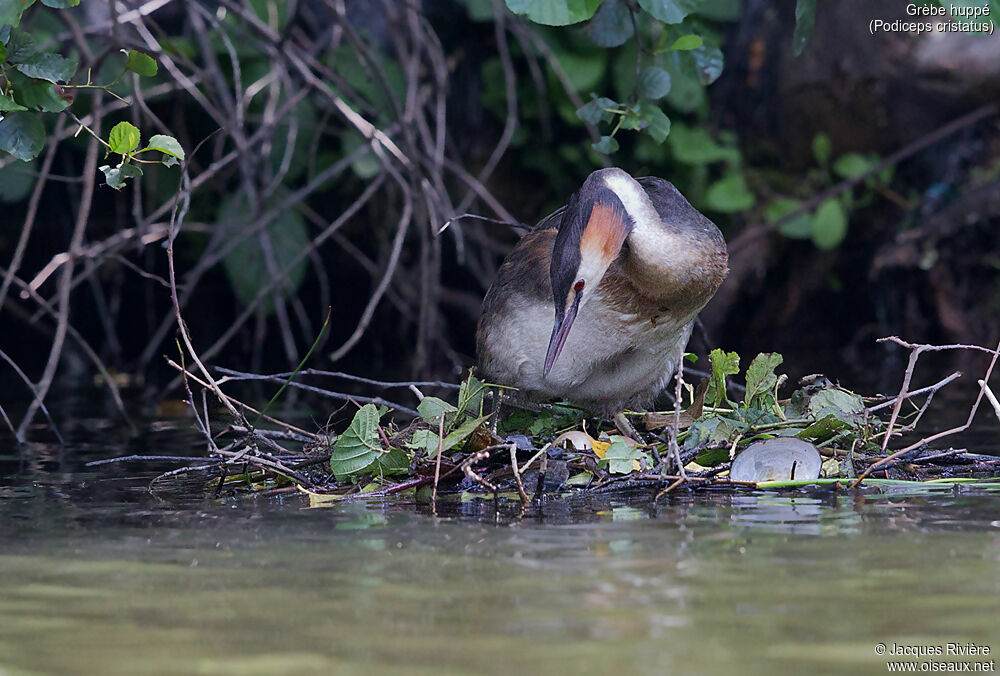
[2,402,1000,675]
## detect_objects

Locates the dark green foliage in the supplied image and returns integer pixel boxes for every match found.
[0,111,43,160]
[218,194,309,312]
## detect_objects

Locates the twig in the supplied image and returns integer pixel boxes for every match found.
[854,337,1000,486]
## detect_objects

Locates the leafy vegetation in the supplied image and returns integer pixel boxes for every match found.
[0,3,182,188]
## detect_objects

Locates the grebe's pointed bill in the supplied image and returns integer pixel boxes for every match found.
[543,290,582,377]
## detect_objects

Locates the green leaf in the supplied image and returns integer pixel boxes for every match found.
[793,0,816,56]
[811,198,847,249]
[706,348,740,408]
[374,446,411,476]
[0,42,7,65]
[744,352,783,407]
[705,171,754,213]
[220,195,309,313]
[432,414,491,458]
[40,0,81,7]
[0,111,44,161]
[592,135,619,154]
[5,28,36,62]
[667,34,703,51]
[765,198,812,239]
[637,100,670,143]
[0,92,27,111]
[405,429,441,456]
[329,404,383,479]
[807,388,864,425]
[691,45,724,85]
[15,51,77,83]
[667,123,739,164]
[605,438,651,475]
[8,70,71,112]
[0,157,36,201]
[812,133,831,166]
[635,0,697,24]
[125,49,157,77]
[832,152,875,179]
[417,396,458,423]
[141,133,184,160]
[588,0,634,47]
[99,162,142,190]
[576,95,617,125]
[0,0,36,27]
[504,0,603,25]
[108,121,141,154]
[636,66,671,100]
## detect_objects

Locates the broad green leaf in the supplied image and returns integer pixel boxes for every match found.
[0,42,7,64]
[744,352,783,407]
[219,193,309,312]
[668,123,739,164]
[706,348,739,408]
[0,157,36,201]
[550,47,605,91]
[833,152,876,179]
[765,198,812,239]
[329,404,383,479]
[635,0,697,24]
[807,388,864,425]
[431,414,491,458]
[108,121,140,154]
[8,70,71,112]
[811,198,847,249]
[637,100,670,142]
[576,95,617,125]
[0,0,36,27]
[796,414,847,440]
[592,135,619,154]
[667,34,703,51]
[0,92,27,111]
[691,45,723,84]
[40,0,81,6]
[417,396,458,423]
[662,50,705,113]
[0,111,44,161]
[99,162,142,190]
[812,133,831,166]
[505,0,603,25]
[455,0,495,21]
[793,0,816,56]
[405,429,441,456]
[125,49,157,77]
[605,437,650,474]
[637,66,671,100]
[374,447,410,476]
[141,133,184,160]
[588,0,634,47]
[15,51,77,83]
[705,171,754,212]
[5,27,36,62]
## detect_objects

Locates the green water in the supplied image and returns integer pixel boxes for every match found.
[3,481,1000,675]
[2,401,1000,675]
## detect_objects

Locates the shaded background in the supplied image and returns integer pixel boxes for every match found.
[1,0,998,435]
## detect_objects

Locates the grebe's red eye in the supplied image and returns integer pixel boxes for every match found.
[573,279,585,292]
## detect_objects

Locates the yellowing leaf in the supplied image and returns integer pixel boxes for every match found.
[591,438,610,459]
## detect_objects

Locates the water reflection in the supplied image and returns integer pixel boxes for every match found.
[3,406,1000,674]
